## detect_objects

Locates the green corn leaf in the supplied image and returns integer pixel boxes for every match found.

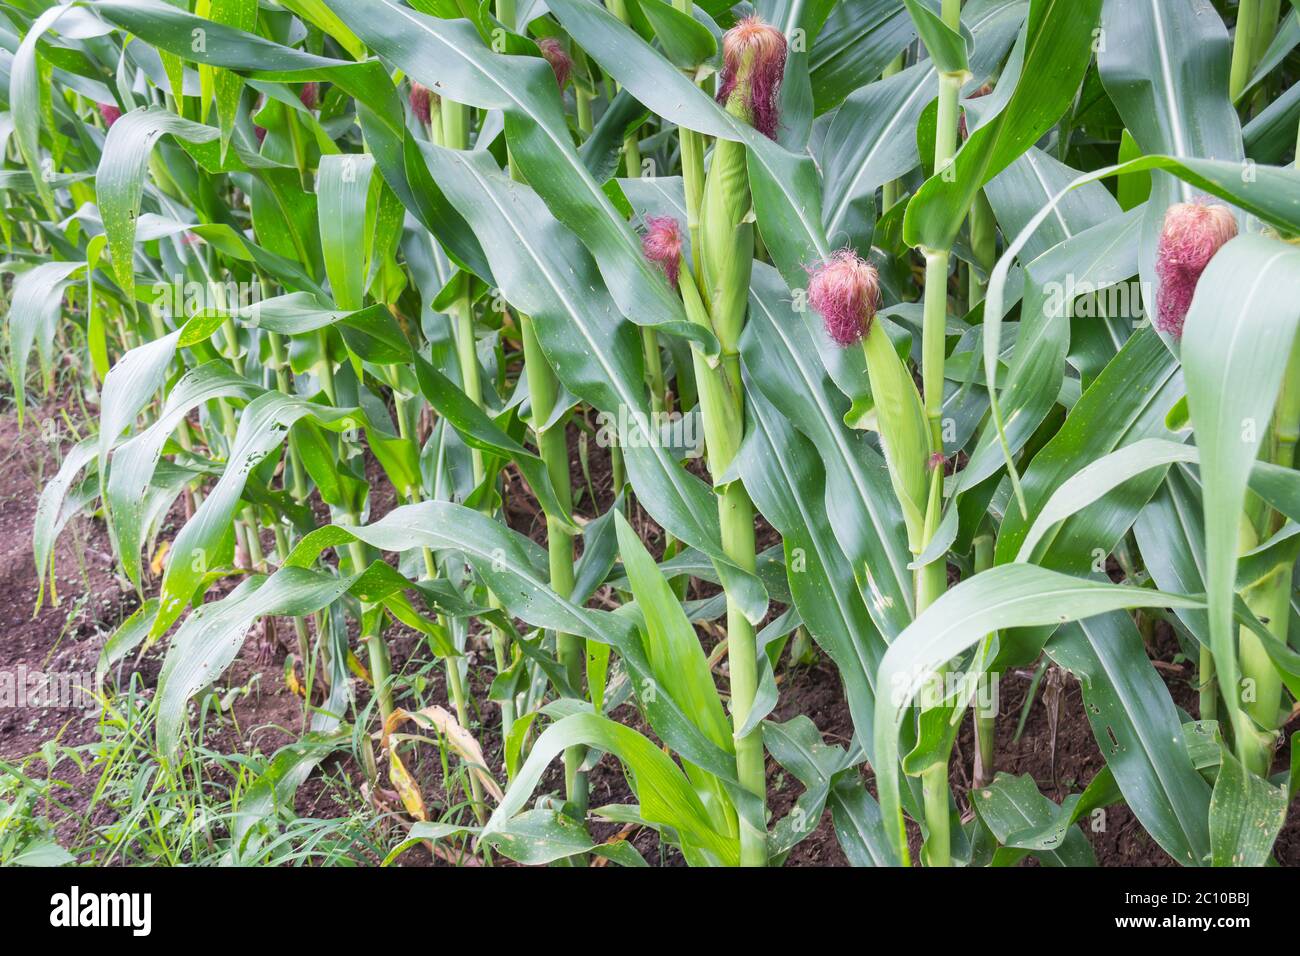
[274,0,367,61]
[763,715,859,856]
[485,712,740,866]
[91,0,492,278]
[290,504,753,798]
[546,0,831,288]
[638,0,717,69]
[820,59,935,250]
[971,772,1095,867]
[828,771,893,866]
[1181,235,1300,767]
[980,154,1300,511]
[744,264,914,637]
[613,511,733,754]
[230,731,352,860]
[152,392,364,638]
[873,564,1205,865]
[1048,613,1212,866]
[96,107,281,296]
[809,0,915,114]
[317,154,380,312]
[9,4,69,216]
[105,361,261,590]
[993,328,1183,663]
[481,808,643,866]
[156,568,354,756]
[1097,0,1244,351]
[415,141,767,623]
[1209,745,1288,867]
[903,0,1103,251]
[5,261,85,424]
[96,598,161,682]
[902,0,969,76]
[958,153,1130,493]
[736,384,883,760]
[329,0,702,348]
[33,437,98,611]
[209,0,258,158]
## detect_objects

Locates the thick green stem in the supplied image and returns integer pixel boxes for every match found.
[346,533,393,724]
[680,265,764,867]
[450,292,487,487]
[441,85,516,728]
[933,69,962,182]
[881,53,905,211]
[609,442,624,497]
[623,132,642,178]
[642,327,668,413]
[495,0,515,30]
[520,314,586,813]
[670,0,706,268]
[442,98,469,154]
[315,329,337,404]
[363,623,393,725]
[921,251,950,451]
[268,332,309,501]
[242,506,266,571]
[221,318,244,377]
[910,0,964,869]
[921,764,951,867]
[699,114,765,866]
[1237,564,1285,775]
[721,481,765,866]
[1199,645,1218,722]
[1229,0,1262,103]
[679,127,706,279]
[972,532,996,789]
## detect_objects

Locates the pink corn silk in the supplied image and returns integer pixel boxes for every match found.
[539,38,572,90]
[642,216,684,290]
[1155,202,1237,338]
[716,16,787,139]
[807,249,880,347]
[410,83,433,126]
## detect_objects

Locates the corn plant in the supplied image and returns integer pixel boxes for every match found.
[6,0,1300,868]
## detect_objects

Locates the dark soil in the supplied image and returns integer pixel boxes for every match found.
[0,406,132,762]
[2,403,1298,867]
